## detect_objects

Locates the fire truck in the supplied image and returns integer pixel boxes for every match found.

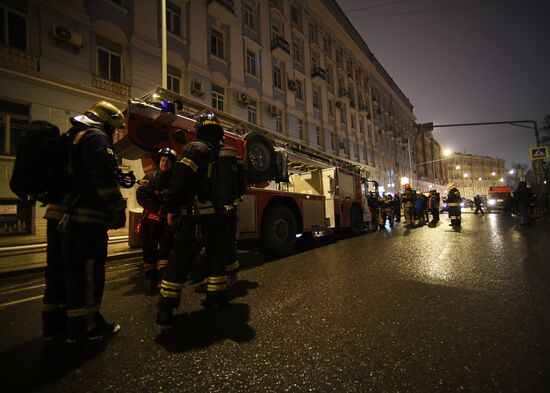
[115,88,377,257]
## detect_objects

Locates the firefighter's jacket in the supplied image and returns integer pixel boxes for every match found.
[165,140,217,214]
[136,170,171,221]
[401,189,415,205]
[62,126,126,228]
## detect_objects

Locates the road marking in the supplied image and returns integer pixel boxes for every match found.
[0,283,45,296]
[0,276,131,309]
[0,295,43,308]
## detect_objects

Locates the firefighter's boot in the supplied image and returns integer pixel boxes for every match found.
[42,308,66,341]
[201,291,228,310]
[156,298,175,325]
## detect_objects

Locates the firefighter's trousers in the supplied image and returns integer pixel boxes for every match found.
[404,202,414,225]
[42,218,66,337]
[159,210,235,310]
[140,218,173,280]
[61,221,108,337]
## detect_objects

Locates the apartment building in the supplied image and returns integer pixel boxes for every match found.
[446,152,506,199]
[0,0,444,244]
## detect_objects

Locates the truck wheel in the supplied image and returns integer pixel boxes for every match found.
[350,206,363,234]
[262,204,297,258]
[244,132,276,182]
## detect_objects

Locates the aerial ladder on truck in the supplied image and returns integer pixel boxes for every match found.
[114,87,378,257]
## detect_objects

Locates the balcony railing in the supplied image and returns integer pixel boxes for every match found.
[271,36,290,54]
[311,67,328,82]
[92,75,130,97]
[207,0,235,24]
[208,0,234,13]
[0,44,39,71]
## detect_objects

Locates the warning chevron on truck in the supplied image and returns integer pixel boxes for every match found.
[529,146,549,160]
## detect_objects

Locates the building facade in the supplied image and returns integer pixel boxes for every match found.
[0,0,445,245]
[446,152,506,199]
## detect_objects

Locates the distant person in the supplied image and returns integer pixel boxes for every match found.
[474,195,484,215]
[427,190,440,226]
[515,181,533,225]
[393,193,402,223]
[447,183,462,228]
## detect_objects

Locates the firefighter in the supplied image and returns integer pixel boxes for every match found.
[136,147,176,292]
[447,183,462,228]
[60,101,127,343]
[377,193,387,229]
[384,194,395,227]
[401,184,415,227]
[157,113,241,325]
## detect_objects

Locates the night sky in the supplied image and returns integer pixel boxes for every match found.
[337,0,550,167]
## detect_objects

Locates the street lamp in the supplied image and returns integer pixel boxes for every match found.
[463,173,469,178]
[491,172,496,176]
[455,165,461,170]
[509,169,515,175]
[443,148,453,157]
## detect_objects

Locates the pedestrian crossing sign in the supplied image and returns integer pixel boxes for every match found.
[530,146,549,160]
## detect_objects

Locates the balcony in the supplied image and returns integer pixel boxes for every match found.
[271,36,292,62]
[311,67,328,84]
[92,75,130,97]
[338,88,351,103]
[207,0,236,25]
[0,44,39,71]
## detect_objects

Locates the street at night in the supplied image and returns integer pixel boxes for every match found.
[1,213,549,392]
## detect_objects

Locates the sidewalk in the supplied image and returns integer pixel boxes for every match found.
[0,237,142,276]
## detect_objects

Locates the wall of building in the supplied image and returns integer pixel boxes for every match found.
[0,0,447,245]
[446,153,506,199]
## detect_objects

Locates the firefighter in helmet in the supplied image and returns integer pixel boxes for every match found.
[447,183,462,228]
[401,184,415,227]
[59,101,127,343]
[136,147,176,292]
[157,112,241,325]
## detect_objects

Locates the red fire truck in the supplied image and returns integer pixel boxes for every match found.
[115,88,376,257]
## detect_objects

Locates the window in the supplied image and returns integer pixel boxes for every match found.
[312,88,320,110]
[0,99,29,156]
[308,23,316,42]
[316,126,321,145]
[326,65,333,85]
[246,50,257,76]
[295,80,304,101]
[210,28,224,59]
[292,40,302,64]
[273,66,282,89]
[167,66,181,93]
[330,133,335,149]
[323,36,331,54]
[166,1,181,36]
[275,112,283,133]
[359,119,364,134]
[97,36,122,83]
[297,119,304,139]
[271,21,282,40]
[243,3,254,30]
[351,113,356,129]
[212,84,224,111]
[0,5,26,51]
[328,98,334,118]
[247,100,257,124]
[291,6,301,28]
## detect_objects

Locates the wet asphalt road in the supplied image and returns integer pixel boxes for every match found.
[0,212,549,392]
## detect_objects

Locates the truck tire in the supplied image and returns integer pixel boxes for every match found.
[262,204,297,258]
[350,206,363,234]
[244,132,276,182]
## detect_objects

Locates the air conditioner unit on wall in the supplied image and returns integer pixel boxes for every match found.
[237,93,248,105]
[191,80,204,96]
[52,24,82,48]
[287,79,297,91]
[268,105,278,117]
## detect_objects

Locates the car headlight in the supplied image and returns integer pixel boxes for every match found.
[488,199,496,206]
[460,202,464,207]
